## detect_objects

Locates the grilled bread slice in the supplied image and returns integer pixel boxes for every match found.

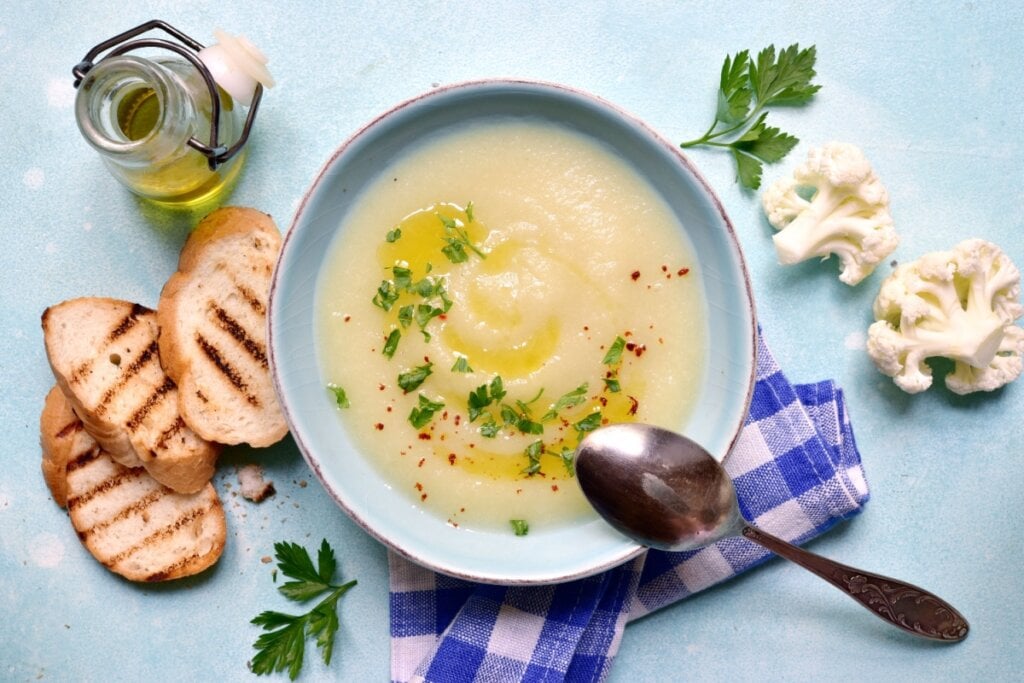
[40,385,79,507]
[157,206,287,447]
[41,386,226,581]
[42,297,219,493]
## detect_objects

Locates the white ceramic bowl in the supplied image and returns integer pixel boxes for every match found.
[269,80,756,584]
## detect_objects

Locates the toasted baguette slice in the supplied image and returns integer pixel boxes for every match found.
[42,297,219,493]
[40,385,80,507]
[157,206,287,447]
[41,386,226,581]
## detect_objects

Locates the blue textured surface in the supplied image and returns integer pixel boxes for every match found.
[1,2,1022,681]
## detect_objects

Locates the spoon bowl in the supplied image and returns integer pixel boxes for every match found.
[576,424,969,642]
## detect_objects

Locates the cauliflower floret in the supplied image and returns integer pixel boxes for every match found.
[762,142,898,285]
[866,239,1024,394]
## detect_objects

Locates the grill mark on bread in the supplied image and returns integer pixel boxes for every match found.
[233,280,266,315]
[155,417,186,452]
[67,466,146,510]
[125,376,175,432]
[212,305,268,367]
[107,504,212,565]
[146,551,206,582]
[66,445,102,473]
[78,488,164,538]
[108,304,149,342]
[94,341,160,418]
[195,333,260,407]
[56,419,83,440]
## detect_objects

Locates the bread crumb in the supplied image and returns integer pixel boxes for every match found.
[260,555,273,564]
[238,464,276,503]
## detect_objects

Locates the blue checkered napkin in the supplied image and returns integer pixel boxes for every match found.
[389,332,870,682]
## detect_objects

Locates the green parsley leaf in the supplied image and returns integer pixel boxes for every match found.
[327,384,350,409]
[541,383,589,422]
[382,329,400,359]
[603,336,626,365]
[250,540,357,680]
[510,519,529,536]
[558,446,576,476]
[466,201,475,222]
[391,265,413,291]
[574,411,603,434]
[603,377,621,393]
[385,227,402,243]
[437,213,486,263]
[409,393,445,429]
[451,355,473,373]
[479,416,499,438]
[489,376,506,401]
[372,280,399,312]
[522,440,544,476]
[397,305,413,328]
[680,43,819,190]
[398,363,433,393]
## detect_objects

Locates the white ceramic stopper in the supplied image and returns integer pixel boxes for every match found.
[198,29,275,107]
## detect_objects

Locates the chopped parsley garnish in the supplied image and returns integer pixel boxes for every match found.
[465,201,475,222]
[437,213,486,263]
[574,411,603,434]
[510,519,529,536]
[558,446,576,476]
[385,227,402,242]
[479,416,500,438]
[451,355,473,373]
[327,384,350,409]
[372,280,399,312]
[397,305,413,328]
[398,363,433,393]
[602,336,626,365]
[250,540,357,680]
[541,383,588,421]
[382,330,400,359]
[467,376,507,422]
[603,377,621,393]
[502,402,543,435]
[409,394,445,429]
[522,440,544,476]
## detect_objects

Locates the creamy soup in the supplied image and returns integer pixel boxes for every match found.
[317,120,705,532]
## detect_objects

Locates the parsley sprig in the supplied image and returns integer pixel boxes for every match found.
[250,540,357,680]
[680,43,820,190]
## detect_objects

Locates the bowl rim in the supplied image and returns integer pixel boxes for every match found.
[268,78,757,584]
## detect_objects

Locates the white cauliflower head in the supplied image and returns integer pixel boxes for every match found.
[762,142,898,285]
[866,238,1024,394]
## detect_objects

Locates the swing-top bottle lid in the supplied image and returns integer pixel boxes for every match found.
[198,30,275,107]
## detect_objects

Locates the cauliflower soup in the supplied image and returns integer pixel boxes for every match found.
[317,120,706,532]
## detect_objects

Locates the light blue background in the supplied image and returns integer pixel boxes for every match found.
[1,2,1021,681]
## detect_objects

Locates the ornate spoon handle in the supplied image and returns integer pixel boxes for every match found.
[741,524,969,642]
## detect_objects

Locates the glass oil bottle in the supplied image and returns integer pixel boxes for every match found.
[72,21,273,206]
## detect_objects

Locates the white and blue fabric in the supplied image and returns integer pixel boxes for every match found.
[389,331,870,682]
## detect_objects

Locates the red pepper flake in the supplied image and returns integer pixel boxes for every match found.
[626,342,637,351]
[583,325,590,331]
[631,270,641,281]
[627,395,639,415]
[374,423,384,431]
[448,519,459,528]
[624,330,633,337]
[415,482,423,491]
[516,488,523,494]
[439,314,447,320]
[599,396,608,407]
[418,433,432,440]
[442,411,449,420]
[423,355,431,363]
[551,484,559,491]
[454,415,462,426]
[448,453,457,465]
[634,344,646,357]
[678,267,690,276]
[386,406,393,412]
[421,493,428,501]
[343,315,351,322]
[460,507,466,513]
[661,265,668,272]
[378,383,386,391]
[417,458,425,467]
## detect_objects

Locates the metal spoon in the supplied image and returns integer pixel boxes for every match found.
[575,424,968,642]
